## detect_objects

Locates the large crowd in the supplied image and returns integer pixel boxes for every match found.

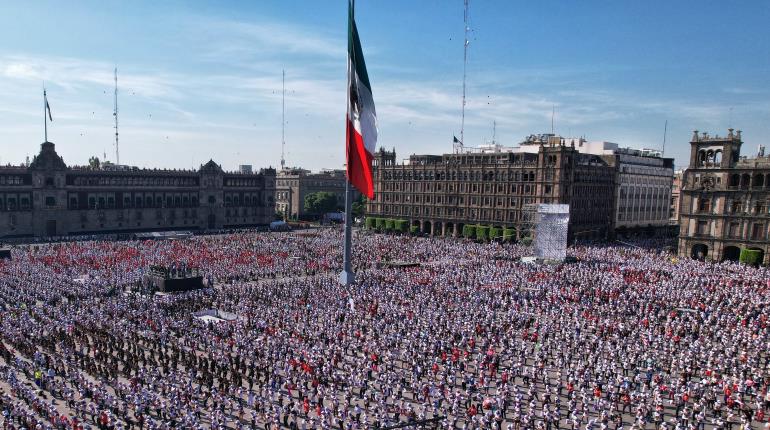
[0,229,768,430]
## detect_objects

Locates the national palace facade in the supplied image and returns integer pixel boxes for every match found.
[0,141,276,239]
[678,129,770,264]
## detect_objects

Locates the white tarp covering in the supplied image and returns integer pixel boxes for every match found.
[534,204,569,261]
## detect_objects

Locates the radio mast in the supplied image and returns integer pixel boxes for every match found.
[281,69,286,170]
[456,0,470,154]
[113,67,120,165]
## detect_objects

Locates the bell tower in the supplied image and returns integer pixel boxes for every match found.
[688,129,742,169]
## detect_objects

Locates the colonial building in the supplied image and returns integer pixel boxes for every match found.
[572,140,675,232]
[366,135,616,241]
[275,168,356,220]
[0,141,276,239]
[678,129,770,264]
[670,170,683,224]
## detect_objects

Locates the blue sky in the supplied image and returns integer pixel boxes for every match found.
[1,1,768,171]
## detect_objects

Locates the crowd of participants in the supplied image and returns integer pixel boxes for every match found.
[0,229,768,430]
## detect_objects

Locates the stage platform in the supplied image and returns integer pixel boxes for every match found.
[144,265,204,293]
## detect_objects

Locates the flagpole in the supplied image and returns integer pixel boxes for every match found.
[340,0,356,286]
[340,175,355,285]
[43,88,48,142]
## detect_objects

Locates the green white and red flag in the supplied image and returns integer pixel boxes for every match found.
[345,0,377,199]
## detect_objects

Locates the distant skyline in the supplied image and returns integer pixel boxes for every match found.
[1,1,769,171]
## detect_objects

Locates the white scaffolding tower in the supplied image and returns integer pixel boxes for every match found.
[522,203,570,262]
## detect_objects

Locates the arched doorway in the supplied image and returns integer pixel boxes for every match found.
[423,221,432,235]
[444,222,454,237]
[691,243,708,261]
[722,246,740,262]
[410,219,420,234]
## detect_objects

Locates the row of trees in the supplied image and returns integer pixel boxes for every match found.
[364,217,531,243]
[461,224,529,243]
[365,217,410,233]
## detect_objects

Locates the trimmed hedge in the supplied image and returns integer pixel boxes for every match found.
[521,235,533,246]
[476,225,489,241]
[503,228,516,242]
[739,248,763,266]
[384,219,395,231]
[367,217,411,234]
[462,225,476,239]
[410,225,419,235]
[489,226,501,241]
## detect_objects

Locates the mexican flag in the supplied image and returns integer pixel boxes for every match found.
[346,1,377,199]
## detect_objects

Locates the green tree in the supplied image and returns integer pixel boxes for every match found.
[365,217,376,229]
[384,219,395,231]
[351,196,367,219]
[503,228,516,242]
[739,248,763,266]
[463,225,476,239]
[88,156,101,169]
[304,192,338,218]
[476,225,489,241]
[489,226,501,241]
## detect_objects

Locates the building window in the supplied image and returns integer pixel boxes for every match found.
[751,223,765,241]
[697,221,709,236]
[45,196,56,207]
[698,197,711,213]
[728,222,740,238]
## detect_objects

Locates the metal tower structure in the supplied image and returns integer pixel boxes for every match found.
[113,67,120,165]
[456,0,470,154]
[281,69,286,170]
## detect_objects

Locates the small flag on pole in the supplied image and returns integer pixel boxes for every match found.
[453,135,462,144]
[45,92,53,121]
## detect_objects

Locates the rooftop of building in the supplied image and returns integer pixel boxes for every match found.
[381,132,671,167]
[277,167,345,178]
[0,142,275,176]
[690,128,742,142]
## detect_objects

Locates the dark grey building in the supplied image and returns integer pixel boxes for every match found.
[0,141,276,239]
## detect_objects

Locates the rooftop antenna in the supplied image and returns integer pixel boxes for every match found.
[113,67,120,165]
[491,120,496,145]
[281,69,286,170]
[551,104,555,134]
[457,0,470,154]
[662,119,668,156]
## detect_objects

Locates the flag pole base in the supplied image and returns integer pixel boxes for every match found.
[338,270,355,286]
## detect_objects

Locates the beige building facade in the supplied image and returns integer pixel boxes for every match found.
[366,136,617,241]
[275,168,356,220]
[678,129,770,264]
